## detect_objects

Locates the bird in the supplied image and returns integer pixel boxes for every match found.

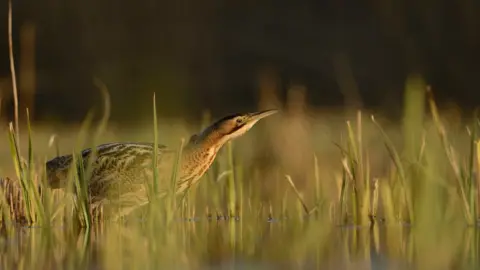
[45,109,278,220]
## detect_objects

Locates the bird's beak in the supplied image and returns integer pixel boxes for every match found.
[248,109,279,122]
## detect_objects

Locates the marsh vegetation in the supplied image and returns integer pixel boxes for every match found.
[0,75,479,269]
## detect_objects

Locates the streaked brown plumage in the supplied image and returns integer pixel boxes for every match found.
[45,110,278,220]
[0,176,28,223]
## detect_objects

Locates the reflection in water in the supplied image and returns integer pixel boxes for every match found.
[0,220,478,270]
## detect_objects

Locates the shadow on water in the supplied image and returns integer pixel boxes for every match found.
[1,217,479,270]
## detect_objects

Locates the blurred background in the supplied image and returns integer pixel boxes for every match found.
[0,0,478,125]
[1,3,480,268]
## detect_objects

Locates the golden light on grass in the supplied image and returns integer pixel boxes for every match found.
[0,75,479,269]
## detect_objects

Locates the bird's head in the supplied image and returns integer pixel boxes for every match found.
[189,109,278,149]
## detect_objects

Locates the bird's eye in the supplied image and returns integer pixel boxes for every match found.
[236,118,243,125]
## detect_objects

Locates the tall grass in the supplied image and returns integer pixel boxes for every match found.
[1,77,480,269]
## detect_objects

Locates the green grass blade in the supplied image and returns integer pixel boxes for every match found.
[169,138,185,220]
[7,122,32,224]
[25,108,46,226]
[69,111,95,228]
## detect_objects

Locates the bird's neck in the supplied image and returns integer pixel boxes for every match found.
[187,129,228,152]
[178,133,223,183]
[180,130,226,169]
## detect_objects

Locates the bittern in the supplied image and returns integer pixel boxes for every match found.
[46,110,277,219]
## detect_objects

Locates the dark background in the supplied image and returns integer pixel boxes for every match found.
[0,0,479,124]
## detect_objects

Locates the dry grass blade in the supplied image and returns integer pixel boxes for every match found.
[371,115,412,223]
[226,141,236,216]
[215,170,232,183]
[371,178,379,221]
[426,87,472,224]
[476,141,480,214]
[0,178,15,234]
[341,157,354,181]
[8,0,19,141]
[0,176,24,226]
[285,175,309,215]
[152,92,160,195]
[467,111,478,223]
[313,153,323,216]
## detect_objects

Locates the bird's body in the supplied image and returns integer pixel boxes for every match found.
[45,110,277,220]
[46,142,214,218]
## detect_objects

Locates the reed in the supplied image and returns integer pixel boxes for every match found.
[1,77,480,269]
